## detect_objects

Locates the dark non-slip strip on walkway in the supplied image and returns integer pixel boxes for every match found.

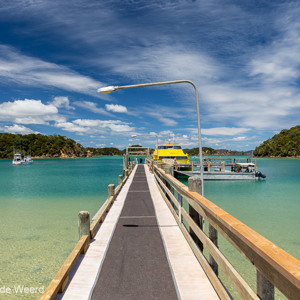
[91,165,178,300]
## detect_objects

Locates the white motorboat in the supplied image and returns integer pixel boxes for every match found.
[12,152,24,165]
[175,159,266,180]
[24,155,33,164]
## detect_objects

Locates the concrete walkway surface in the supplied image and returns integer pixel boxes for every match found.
[56,164,219,300]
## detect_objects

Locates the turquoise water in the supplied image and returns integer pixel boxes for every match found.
[204,158,300,259]
[0,158,122,299]
[181,158,300,299]
[0,157,299,299]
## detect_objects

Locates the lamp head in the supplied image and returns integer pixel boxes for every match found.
[97,86,117,94]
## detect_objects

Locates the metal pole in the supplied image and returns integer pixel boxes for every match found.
[99,80,204,195]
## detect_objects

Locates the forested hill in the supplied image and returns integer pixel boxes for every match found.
[254,126,300,157]
[0,133,86,158]
[6,130,298,159]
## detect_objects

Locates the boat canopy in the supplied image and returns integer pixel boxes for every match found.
[236,163,255,167]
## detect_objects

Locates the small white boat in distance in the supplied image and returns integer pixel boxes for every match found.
[24,155,33,164]
[12,152,24,165]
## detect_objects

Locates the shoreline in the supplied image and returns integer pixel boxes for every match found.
[2,154,300,160]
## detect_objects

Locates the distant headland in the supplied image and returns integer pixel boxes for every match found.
[253,125,300,158]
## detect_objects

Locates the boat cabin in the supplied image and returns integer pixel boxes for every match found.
[235,163,256,173]
[152,144,190,164]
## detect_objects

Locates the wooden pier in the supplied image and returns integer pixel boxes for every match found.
[41,160,300,300]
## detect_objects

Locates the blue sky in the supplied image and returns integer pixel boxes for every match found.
[0,0,300,150]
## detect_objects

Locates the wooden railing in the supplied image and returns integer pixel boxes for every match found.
[40,162,136,300]
[146,158,300,300]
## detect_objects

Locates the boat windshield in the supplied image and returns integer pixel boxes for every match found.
[157,146,181,149]
[159,156,188,159]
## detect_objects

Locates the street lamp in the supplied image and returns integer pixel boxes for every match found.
[98,80,204,195]
[131,134,159,160]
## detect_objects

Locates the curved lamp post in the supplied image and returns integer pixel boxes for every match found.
[98,80,204,195]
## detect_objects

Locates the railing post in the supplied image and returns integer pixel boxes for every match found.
[178,194,182,223]
[188,176,203,252]
[165,165,174,177]
[108,184,115,198]
[118,175,123,186]
[257,271,274,300]
[78,211,90,243]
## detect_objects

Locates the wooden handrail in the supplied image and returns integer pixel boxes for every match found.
[40,235,89,300]
[152,163,300,299]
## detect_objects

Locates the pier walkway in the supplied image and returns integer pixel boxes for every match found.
[44,160,300,300]
[56,164,218,300]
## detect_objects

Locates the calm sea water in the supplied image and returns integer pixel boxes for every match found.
[0,157,299,299]
[0,158,122,299]
[182,158,300,299]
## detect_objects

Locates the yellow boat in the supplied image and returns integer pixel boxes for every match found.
[152,142,190,165]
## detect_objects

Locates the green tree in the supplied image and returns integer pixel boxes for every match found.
[254,126,300,157]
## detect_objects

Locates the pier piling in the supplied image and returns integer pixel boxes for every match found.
[118,175,123,186]
[78,211,90,243]
[108,184,115,198]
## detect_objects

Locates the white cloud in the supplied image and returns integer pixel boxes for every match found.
[55,121,89,133]
[0,45,105,97]
[102,45,221,85]
[249,6,300,84]
[202,127,250,136]
[3,124,39,134]
[74,101,112,116]
[232,136,247,141]
[106,123,133,132]
[73,119,101,127]
[105,104,128,113]
[146,111,178,126]
[0,99,60,124]
[51,96,74,110]
[55,118,135,135]
[159,130,174,137]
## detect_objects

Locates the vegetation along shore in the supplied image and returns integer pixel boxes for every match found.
[0,125,299,159]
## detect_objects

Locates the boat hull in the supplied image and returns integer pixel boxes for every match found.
[175,170,257,180]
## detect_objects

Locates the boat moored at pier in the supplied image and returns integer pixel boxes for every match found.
[152,141,192,171]
[175,157,266,180]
